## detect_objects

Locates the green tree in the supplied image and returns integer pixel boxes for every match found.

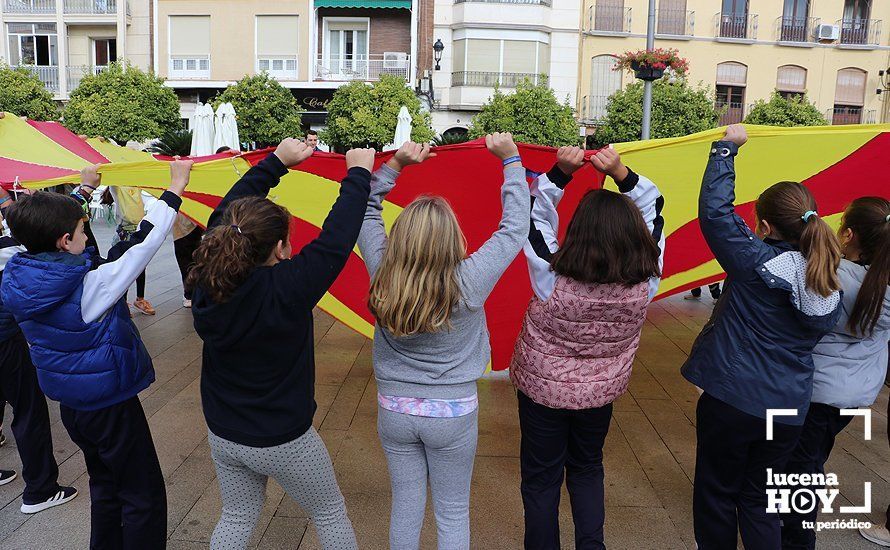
[591,79,720,148]
[0,64,58,120]
[213,73,303,147]
[468,79,579,146]
[321,74,434,151]
[63,63,180,143]
[145,128,193,157]
[744,91,827,127]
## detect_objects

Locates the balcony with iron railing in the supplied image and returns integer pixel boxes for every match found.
[836,18,881,47]
[3,0,55,13]
[714,12,758,41]
[13,65,59,92]
[826,106,876,125]
[454,0,551,5]
[67,65,107,91]
[64,0,122,15]
[656,9,694,37]
[451,71,540,88]
[315,54,410,82]
[586,4,632,34]
[775,16,819,44]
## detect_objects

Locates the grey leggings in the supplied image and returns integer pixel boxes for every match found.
[377,407,479,550]
[207,428,357,550]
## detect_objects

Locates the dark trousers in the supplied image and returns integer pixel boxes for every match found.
[780,403,853,549]
[173,227,204,300]
[0,333,60,503]
[694,393,803,550]
[518,390,612,550]
[60,396,166,550]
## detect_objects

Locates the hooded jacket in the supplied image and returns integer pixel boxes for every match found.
[1,191,181,410]
[680,141,843,425]
[193,154,371,448]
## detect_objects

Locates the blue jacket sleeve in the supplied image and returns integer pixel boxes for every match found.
[698,141,768,278]
[207,153,289,230]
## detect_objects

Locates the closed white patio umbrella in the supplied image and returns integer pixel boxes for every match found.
[385,106,413,151]
[213,102,240,152]
[190,103,216,157]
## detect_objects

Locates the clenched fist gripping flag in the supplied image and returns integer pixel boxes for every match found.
[2,113,888,370]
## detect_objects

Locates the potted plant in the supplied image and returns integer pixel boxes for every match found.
[614,48,689,81]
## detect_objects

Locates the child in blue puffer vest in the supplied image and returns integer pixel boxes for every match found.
[0,160,193,549]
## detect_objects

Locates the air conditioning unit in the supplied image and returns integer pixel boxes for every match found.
[383,52,409,69]
[815,24,839,41]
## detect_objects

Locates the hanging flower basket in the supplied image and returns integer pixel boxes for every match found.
[615,48,689,82]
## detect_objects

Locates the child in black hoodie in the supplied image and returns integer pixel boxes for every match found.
[188,138,375,550]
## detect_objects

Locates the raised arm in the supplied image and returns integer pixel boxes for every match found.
[280,148,375,308]
[697,125,765,277]
[461,133,531,308]
[357,142,434,278]
[592,147,665,302]
[81,160,193,323]
[207,139,313,229]
[524,146,585,302]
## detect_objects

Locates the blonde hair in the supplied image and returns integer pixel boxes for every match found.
[368,196,466,337]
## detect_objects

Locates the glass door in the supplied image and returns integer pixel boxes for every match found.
[781,0,809,41]
[325,21,368,80]
[93,38,116,68]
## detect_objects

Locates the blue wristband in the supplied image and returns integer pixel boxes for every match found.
[0,196,9,206]
[502,155,521,166]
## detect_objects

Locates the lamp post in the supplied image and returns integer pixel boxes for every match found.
[433,39,444,71]
[641,0,656,140]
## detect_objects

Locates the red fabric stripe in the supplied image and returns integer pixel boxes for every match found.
[0,158,77,187]
[27,121,108,164]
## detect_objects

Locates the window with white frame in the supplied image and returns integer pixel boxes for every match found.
[169,15,211,79]
[256,15,299,80]
[6,23,58,67]
[452,38,549,87]
[321,18,369,78]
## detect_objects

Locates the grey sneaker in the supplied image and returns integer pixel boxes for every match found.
[860,524,890,547]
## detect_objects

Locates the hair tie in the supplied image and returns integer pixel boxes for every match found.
[231,224,242,234]
[885,214,890,223]
[801,210,817,223]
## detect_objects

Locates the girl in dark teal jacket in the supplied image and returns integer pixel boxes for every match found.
[681,125,843,550]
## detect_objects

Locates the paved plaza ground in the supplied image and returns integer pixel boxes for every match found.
[0,224,887,549]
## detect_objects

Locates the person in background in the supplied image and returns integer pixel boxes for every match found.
[685,282,722,302]
[173,215,203,309]
[305,130,320,151]
[104,186,155,315]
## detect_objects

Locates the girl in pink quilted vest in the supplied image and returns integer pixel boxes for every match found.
[510,146,664,550]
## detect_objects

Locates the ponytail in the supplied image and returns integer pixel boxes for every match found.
[842,197,890,336]
[755,182,841,297]
[186,197,291,303]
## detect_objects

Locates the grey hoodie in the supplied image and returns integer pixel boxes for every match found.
[811,259,890,408]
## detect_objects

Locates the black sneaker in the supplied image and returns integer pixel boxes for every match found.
[0,470,16,486]
[20,486,78,514]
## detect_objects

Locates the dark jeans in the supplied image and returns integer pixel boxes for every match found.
[780,403,853,549]
[518,390,612,550]
[691,283,722,299]
[0,333,61,503]
[60,396,166,550]
[693,393,802,550]
[173,227,204,300]
[116,225,146,300]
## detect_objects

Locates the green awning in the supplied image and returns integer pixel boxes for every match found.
[316,0,410,8]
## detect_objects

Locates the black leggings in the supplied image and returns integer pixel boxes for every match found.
[174,227,204,300]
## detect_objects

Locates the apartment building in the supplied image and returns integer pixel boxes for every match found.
[580,0,890,131]
[0,0,150,99]
[155,0,428,129]
[429,0,582,136]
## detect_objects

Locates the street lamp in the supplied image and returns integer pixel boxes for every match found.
[878,68,890,97]
[433,39,444,71]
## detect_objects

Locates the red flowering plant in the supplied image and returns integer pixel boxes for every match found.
[613,48,689,77]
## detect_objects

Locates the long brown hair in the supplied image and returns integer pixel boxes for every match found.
[186,197,291,303]
[755,182,841,297]
[841,197,890,335]
[368,196,466,337]
[551,189,661,285]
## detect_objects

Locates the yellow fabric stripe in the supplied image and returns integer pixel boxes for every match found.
[0,113,94,169]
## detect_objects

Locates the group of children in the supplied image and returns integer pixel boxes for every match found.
[0,125,886,550]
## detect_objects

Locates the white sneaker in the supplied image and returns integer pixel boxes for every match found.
[860,524,890,547]
[182,298,192,308]
[20,486,78,514]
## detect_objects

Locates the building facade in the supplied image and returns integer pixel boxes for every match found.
[429,0,582,136]
[580,0,890,131]
[0,0,151,99]
[155,0,426,130]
